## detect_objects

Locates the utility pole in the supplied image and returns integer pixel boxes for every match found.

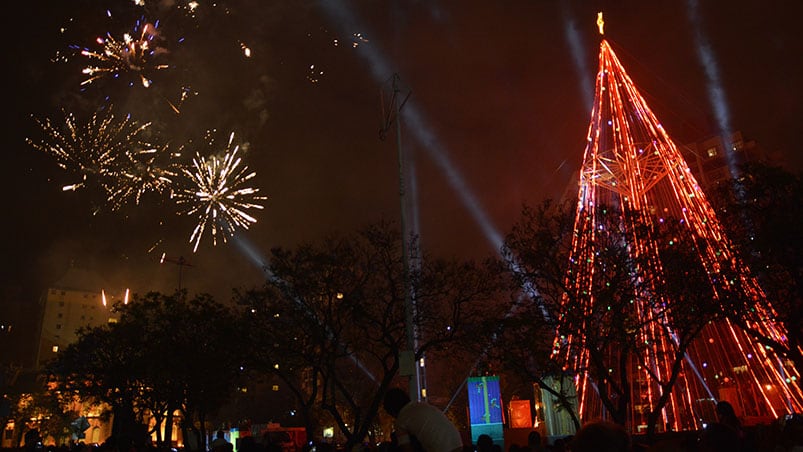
[380,73,425,401]
[160,254,193,293]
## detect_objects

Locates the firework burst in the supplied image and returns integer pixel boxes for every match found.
[77,18,169,88]
[27,109,150,193]
[107,141,181,209]
[174,132,267,252]
[26,108,181,210]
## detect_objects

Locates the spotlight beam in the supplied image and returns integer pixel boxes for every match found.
[234,236,380,385]
[686,0,737,179]
[319,0,504,253]
[318,1,550,408]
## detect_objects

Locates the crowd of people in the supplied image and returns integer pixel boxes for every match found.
[379,390,803,452]
[11,397,803,452]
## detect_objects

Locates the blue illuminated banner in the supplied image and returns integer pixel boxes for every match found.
[467,376,504,448]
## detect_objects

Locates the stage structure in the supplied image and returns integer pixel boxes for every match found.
[555,24,803,432]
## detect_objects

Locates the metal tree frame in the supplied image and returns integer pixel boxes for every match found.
[557,38,803,432]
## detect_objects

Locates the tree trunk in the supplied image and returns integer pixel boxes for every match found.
[645,410,660,441]
[13,427,25,448]
[153,415,164,446]
[164,406,175,449]
[539,378,581,432]
[111,402,139,442]
[302,407,315,447]
[198,411,207,452]
[182,420,201,452]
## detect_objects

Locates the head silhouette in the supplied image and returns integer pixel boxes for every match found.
[383,387,411,417]
[476,434,493,452]
[715,401,736,420]
[570,421,629,452]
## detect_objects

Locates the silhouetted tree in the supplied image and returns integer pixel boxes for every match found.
[236,221,503,449]
[47,291,244,448]
[501,200,723,438]
[710,162,803,373]
[1,368,71,447]
[490,199,582,430]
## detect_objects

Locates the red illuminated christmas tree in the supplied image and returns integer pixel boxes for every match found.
[556,18,803,433]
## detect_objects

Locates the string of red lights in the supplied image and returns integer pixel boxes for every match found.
[555,38,802,432]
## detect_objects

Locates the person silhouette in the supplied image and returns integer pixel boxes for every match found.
[526,431,544,452]
[476,434,493,452]
[715,401,742,435]
[211,431,232,452]
[569,421,629,452]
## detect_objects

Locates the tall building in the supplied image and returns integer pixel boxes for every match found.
[679,131,767,191]
[35,267,124,368]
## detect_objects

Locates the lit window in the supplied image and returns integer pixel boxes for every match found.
[272,385,279,391]
[52,345,59,353]
[706,147,718,158]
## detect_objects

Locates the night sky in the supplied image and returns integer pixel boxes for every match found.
[3,0,802,308]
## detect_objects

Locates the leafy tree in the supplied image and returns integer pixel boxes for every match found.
[236,221,502,449]
[131,292,245,450]
[47,291,244,449]
[237,283,326,442]
[1,368,72,447]
[47,317,148,444]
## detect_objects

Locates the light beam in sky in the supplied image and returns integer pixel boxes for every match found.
[686,0,737,178]
[319,0,505,253]
[563,8,594,110]
[319,0,551,408]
